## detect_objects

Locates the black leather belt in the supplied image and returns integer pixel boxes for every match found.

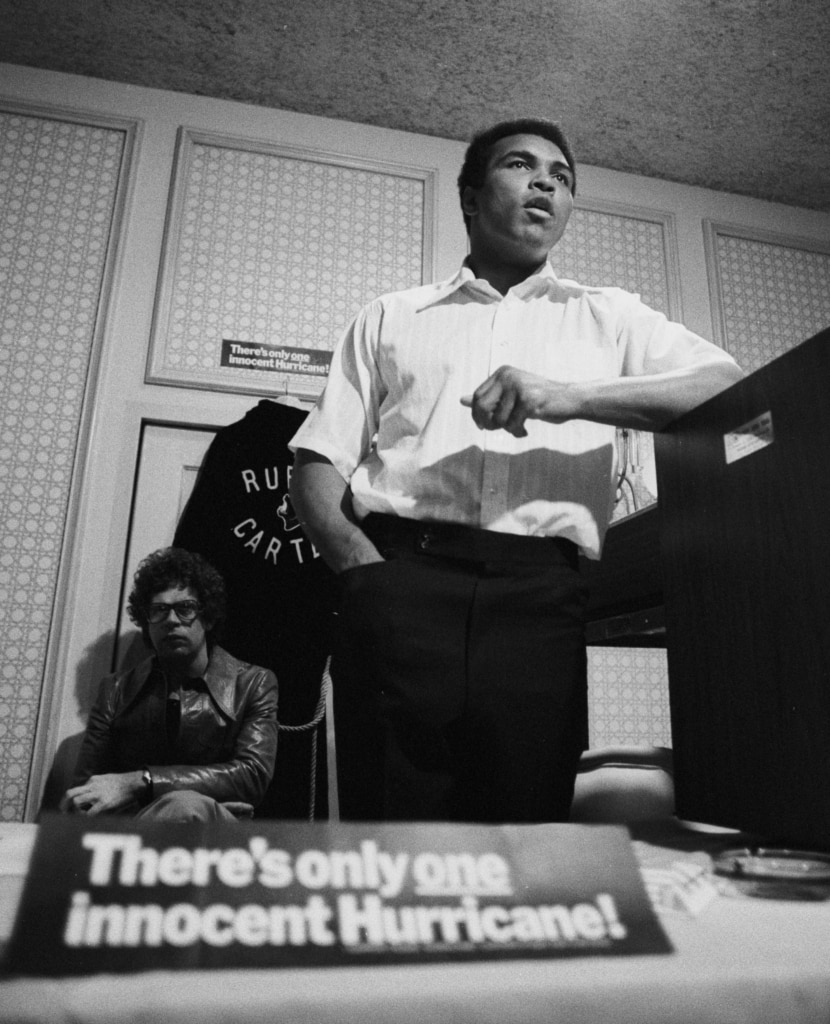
[361,512,579,568]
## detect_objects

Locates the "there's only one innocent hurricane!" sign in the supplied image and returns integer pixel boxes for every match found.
[5,816,671,974]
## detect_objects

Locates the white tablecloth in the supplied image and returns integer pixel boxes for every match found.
[2,822,830,1024]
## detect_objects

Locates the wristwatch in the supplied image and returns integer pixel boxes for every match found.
[140,767,154,805]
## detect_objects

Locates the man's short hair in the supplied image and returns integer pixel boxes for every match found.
[457,118,577,232]
[127,547,226,647]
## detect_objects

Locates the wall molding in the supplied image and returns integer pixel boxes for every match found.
[704,219,830,364]
[0,100,142,819]
[146,127,437,399]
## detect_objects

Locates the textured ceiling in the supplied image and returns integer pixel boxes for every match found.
[3,0,829,211]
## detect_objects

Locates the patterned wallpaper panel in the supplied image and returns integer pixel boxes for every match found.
[587,647,672,749]
[555,205,676,314]
[0,111,126,821]
[149,134,429,397]
[709,228,830,373]
[555,205,680,750]
[556,205,675,523]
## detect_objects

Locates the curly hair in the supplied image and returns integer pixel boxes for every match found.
[457,117,576,234]
[127,547,226,647]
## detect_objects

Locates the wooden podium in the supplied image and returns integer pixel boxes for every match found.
[655,327,830,848]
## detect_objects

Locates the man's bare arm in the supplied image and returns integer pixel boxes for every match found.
[290,449,383,573]
[462,361,744,437]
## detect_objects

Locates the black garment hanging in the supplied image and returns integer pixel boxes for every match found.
[174,399,338,819]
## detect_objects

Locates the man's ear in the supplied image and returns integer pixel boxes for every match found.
[461,185,479,219]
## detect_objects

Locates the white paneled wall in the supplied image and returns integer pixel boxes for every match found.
[706,225,830,372]
[0,109,133,820]
[1,63,828,818]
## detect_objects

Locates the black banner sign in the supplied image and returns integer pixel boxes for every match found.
[4,815,671,975]
[220,340,332,377]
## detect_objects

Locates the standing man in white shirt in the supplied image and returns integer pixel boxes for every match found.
[290,118,742,825]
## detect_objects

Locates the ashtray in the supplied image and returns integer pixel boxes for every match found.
[714,848,830,881]
[713,847,830,900]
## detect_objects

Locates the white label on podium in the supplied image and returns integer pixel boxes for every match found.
[724,411,774,464]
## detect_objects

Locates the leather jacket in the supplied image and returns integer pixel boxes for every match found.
[72,646,278,809]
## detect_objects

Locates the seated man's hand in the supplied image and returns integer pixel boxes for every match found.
[61,771,144,815]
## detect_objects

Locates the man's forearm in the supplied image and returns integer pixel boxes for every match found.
[465,361,743,437]
[290,449,383,573]
[566,361,745,431]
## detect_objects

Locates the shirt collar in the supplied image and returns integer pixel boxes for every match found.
[417,259,562,310]
[120,647,236,719]
[162,646,236,719]
[202,645,237,719]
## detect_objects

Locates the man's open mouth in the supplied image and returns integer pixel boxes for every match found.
[525,199,554,216]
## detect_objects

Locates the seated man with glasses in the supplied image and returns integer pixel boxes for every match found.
[61,547,278,822]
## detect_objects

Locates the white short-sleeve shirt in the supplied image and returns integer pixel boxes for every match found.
[290,262,737,558]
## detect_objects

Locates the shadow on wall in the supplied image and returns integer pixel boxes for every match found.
[38,630,147,815]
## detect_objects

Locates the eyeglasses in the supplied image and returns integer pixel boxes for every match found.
[145,600,202,625]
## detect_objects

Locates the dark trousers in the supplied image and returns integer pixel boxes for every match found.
[332,514,589,824]
[134,791,240,822]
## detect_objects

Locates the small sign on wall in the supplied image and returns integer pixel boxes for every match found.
[220,340,332,391]
[145,129,432,400]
